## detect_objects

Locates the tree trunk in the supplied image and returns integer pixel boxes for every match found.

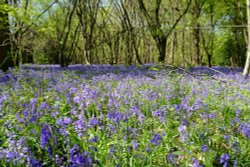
[243,0,250,76]
[208,54,212,67]
[157,37,167,62]
[114,35,120,64]
[192,23,200,66]
[0,0,13,72]
[170,32,177,64]
[181,30,185,66]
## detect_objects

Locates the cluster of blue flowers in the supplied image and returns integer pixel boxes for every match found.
[0,65,249,166]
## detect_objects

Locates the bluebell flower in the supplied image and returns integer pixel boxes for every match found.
[109,147,115,154]
[29,116,37,123]
[73,96,81,104]
[208,112,216,119]
[201,144,208,153]
[220,153,229,165]
[192,158,203,167]
[152,109,165,122]
[22,109,29,117]
[69,144,79,155]
[75,154,92,165]
[88,117,100,127]
[150,133,162,146]
[132,140,139,150]
[232,141,238,153]
[178,124,187,142]
[235,109,241,117]
[69,145,93,166]
[48,146,53,157]
[224,134,229,141]
[234,160,237,167]
[63,117,72,125]
[74,120,86,132]
[97,103,102,110]
[239,123,250,138]
[29,158,42,167]
[107,111,124,123]
[130,104,140,114]
[89,136,98,143]
[57,118,64,125]
[40,125,52,148]
[6,151,17,162]
[167,154,175,164]
[39,102,49,110]
[146,145,150,152]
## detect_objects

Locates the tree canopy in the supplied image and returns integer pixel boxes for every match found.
[0,0,249,71]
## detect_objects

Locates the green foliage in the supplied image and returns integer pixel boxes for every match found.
[0,0,248,67]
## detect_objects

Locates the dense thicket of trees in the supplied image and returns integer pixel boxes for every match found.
[0,0,249,72]
[0,0,13,71]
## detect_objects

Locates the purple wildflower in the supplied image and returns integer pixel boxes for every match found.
[239,123,250,138]
[201,144,208,153]
[208,112,216,119]
[69,145,93,166]
[40,125,52,148]
[89,136,98,143]
[235,109,241,117]
[234,160,237,167]
[150,133,162,146]
[130,104,140,115]
[56,118,64,125]
[107,111,124,123]
[178,124,187,142]
[132,140,139,150]
[110,147,115,154]
[232,141,239,153]
[76,154,92,166]
[167,154,175,164]
[39,102,49,110]
[220,153,229,166]
[224,134,229,141]
[146,145,150,152]
[73,95,81,104]
[88,117,99,127]
[192,158,203,167]
[29,158,42,167]
[97,103,102,110]
[6,152,18,162]
[152,109,165,122]
[48,146,53,157]
[63,117,72,125]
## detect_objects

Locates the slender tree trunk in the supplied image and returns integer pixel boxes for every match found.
[192,23,200,65]
[108,42,114,65]
[181,30,185,66]
[243,0,250,76]
[120,1,142,64]
[114,35,120,64]
[170,32,177,64]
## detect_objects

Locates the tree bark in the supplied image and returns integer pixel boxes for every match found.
[170,32,177,64]
[192,23,200,65]
[157,37,167,62]
[191,0,206,66]
[243,0,250,76]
